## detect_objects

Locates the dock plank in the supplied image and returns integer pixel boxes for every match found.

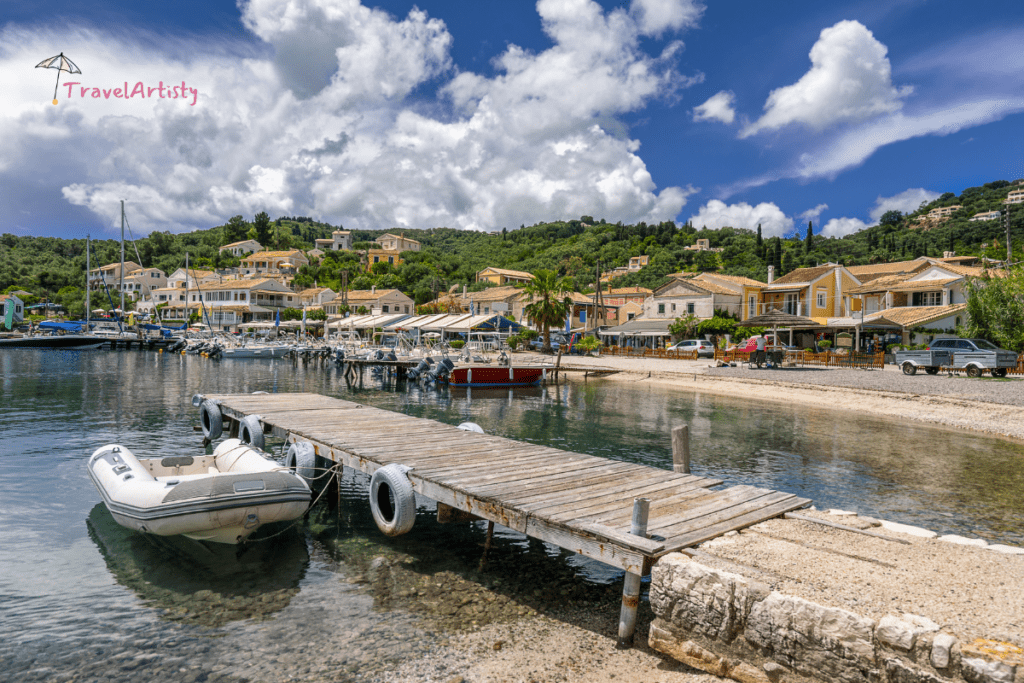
[198,392,812,573]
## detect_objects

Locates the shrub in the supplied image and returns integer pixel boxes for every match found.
[449,339,465,349]
[506,334,521,350]
[818,340,832,350]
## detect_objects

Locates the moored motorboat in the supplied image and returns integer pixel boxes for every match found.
[447,364,545,387]
[87,439,312,544]
[220,344,291,359]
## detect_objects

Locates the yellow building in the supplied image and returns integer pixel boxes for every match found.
[475,267,534,286]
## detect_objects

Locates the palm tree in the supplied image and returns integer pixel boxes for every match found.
[522,269,575,353]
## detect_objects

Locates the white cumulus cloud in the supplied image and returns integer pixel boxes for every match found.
[741,20,910,138]
[0,0,701,236]
[820,217,868,238]
[692,90,735,124]
[688,199,793,237]
[798,203,828,222]
[869,188,940,222]
[630,0,704,37]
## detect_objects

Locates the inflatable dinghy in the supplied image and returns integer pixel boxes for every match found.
[88,439,311,544]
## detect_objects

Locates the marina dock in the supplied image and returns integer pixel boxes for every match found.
[194,391,811,642]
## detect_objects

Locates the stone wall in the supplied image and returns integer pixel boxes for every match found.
[649,554,1023,683]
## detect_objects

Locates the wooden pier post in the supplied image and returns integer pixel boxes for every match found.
[671,425,690,474]
[617,497,650,648]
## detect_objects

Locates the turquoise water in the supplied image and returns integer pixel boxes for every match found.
[2,349,1022,681]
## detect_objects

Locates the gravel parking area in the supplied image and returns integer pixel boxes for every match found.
[702,364,1024,406]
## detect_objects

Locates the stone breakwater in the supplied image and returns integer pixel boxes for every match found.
[648,513,1024,683]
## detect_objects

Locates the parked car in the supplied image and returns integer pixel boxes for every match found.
[528,332,568,352]
[926,338,1017,377]
[668,339,716,358]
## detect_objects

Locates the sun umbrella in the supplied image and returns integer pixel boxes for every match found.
[741,307,822,348]
[36,52,82,105]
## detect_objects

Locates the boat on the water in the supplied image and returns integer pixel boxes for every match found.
[87,439,312,544]
[447,364,546,387]
[220,344,291,359]
[0,321,106,349]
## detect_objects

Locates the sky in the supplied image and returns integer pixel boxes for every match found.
[2,0,1023,241]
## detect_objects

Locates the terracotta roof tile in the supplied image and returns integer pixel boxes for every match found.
[865,304,967,327]
[768,265,837,286]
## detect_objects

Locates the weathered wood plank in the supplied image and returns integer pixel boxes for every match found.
[208,392,810,574]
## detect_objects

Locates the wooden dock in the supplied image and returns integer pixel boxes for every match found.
[194,392,810,642]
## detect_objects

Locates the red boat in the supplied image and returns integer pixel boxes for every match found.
[447,365,546,387]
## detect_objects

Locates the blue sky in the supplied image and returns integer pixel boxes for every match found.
[2,0,1022,240]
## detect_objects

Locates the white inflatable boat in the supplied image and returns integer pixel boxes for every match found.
[88,439,312,544]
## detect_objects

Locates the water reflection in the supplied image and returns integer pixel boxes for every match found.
[86,504,310,627]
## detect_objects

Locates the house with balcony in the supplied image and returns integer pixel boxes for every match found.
[644,277,741,320]
[135,287,187,314]
[758,264,861,320]
[375,233,420,252]
[970,210,1002,222]
[683,238,723,252]
[1005,189,1024,205]
[476,267,534,286]
[336,288,415,316]
[691,273,765,322]
[88,261,142,290]
[314,230,353,252]
[166,278,298,327]
[848,262,994,316]
[299,287,336,307]
[239,250,309,278]
[166,268,218,290]
[119,268,168,301]
[218,239,262,257]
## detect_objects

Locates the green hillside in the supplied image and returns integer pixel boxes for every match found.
[3,180,1022,318]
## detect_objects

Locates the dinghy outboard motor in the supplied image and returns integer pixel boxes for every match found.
[385,350,397,362]
[497,350,509,366]
[407,358,432,380]
[373,349,384,361]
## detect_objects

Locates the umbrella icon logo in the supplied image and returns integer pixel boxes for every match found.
[36,52,82,105]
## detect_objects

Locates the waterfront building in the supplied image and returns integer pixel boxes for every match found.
[759,264,861,320]
[0,293,24,325]
[239,250,309,278]
[645,277,741,320]
[328,288,415,316]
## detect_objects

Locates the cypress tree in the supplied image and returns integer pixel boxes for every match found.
[805,221,813,254]
[756,223,763,259]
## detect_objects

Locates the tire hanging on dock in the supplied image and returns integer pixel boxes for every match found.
[369,464,416,536]
[285,441,317,483]
[199,400,223,439]
[238,415,265,450]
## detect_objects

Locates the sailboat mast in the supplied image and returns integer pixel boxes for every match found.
[85,234,90,329]
[119,200,125,316]
[185,252,190,328]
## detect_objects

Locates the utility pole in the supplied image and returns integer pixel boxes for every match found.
[119,200,126,317]
[1006,207,1013,268]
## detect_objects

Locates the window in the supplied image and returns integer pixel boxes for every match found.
[382,305,389,313]
[748,295,755,318]
[914,291,941,306]
[658,303,665,314]
[404,305,409,313]
[816,288,826,308]
[687,302,695,315]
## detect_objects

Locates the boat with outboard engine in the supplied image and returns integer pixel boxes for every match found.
[87,439,312,544]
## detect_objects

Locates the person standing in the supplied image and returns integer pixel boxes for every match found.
[755,332,767,366]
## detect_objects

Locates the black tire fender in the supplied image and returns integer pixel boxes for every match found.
[285,441,317,482]
[238,414,265,450]
[199,400,223,439]
[369,464,416,537]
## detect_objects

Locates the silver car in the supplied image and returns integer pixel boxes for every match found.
[669,339,716,357]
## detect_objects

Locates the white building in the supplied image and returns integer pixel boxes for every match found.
[375,233,420,252]
[218,239,263,257]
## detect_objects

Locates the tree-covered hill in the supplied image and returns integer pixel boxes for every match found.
[3,179,1022,317]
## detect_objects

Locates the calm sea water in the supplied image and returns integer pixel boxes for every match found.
[2,349,1022,682]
